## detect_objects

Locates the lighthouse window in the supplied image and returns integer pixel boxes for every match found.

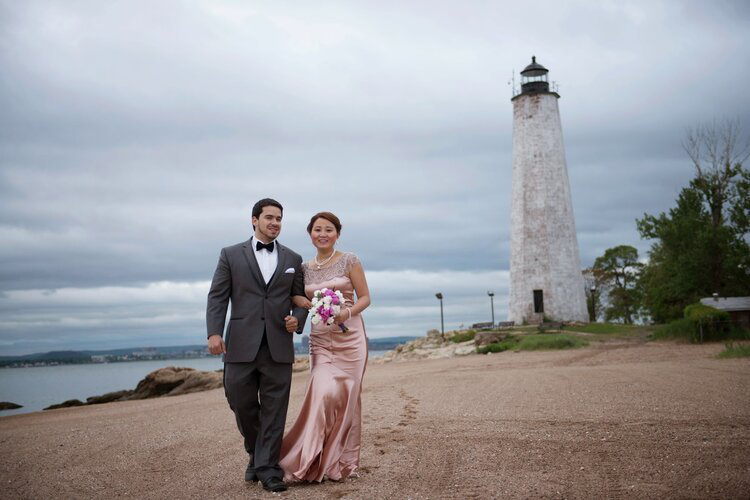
[533,290,544,313]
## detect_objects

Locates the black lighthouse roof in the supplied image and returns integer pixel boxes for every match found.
[520,56,548,77]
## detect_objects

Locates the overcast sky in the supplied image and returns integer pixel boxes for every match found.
[1,0,749,355]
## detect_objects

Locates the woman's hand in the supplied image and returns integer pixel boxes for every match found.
[292,295,312,309]
[334,308,351,324]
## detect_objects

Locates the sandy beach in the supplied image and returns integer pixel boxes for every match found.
[1,340,748,499]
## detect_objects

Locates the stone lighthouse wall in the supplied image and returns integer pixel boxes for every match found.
[509,92,588,324]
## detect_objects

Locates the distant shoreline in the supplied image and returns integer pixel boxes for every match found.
[0,337,414,369]
[1,349,392,370]
[0,354,213,369]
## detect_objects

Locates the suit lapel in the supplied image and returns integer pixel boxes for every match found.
[267,243,287,290]
[241,239,265,289]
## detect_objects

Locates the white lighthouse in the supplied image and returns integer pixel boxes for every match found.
[509,57,588,324]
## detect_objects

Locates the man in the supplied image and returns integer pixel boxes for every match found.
[206,198,308,493]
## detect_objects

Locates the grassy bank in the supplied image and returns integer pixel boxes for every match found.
[717,343,750,359]
[478,334,587,354]
[563,323,640,334]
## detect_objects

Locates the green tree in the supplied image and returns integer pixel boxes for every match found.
[637,188,714,322]
[637,120,750,323]
[683,119,750,293]
[592,245,643,323]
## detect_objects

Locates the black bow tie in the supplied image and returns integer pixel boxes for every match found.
[256,241,275,252]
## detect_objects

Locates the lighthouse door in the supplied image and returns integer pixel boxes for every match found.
[533,290,544,313]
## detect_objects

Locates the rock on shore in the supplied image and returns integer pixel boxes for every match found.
[44,366,223,410]
[128,366,223,399]
[0,402,23,411]
[87,390,135,405]
[45,399,86,410]
[44,358,311,411]
[375,329,476,363]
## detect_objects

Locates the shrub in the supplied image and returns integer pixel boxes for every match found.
[684,303,729,322]
[651,318,694,341]
[450,330,476,343]
[683,303,731,342]
[651,307,747,343]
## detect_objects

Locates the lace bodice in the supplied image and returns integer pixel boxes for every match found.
[302,252,360,311]
[302,252,360,286]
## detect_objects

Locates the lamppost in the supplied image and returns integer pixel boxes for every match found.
[435,292,444,341]
[590,285,597,322]
[487,291,495,326]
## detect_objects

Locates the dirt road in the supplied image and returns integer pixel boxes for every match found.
[1,341,748,498]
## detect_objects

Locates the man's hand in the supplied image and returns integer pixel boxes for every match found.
[207,334,226,355]
[284,315,299,333]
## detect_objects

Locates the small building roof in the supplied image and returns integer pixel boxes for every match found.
[700,296,750,312]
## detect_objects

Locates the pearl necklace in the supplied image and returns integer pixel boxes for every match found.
[314,250,336,269]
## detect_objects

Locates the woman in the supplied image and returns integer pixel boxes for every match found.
[279,211,371,482]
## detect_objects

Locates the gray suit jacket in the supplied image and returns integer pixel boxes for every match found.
[206,239,308,364]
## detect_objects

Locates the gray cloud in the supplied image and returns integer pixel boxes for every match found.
[1,0,749,354]
[0,270,507,355]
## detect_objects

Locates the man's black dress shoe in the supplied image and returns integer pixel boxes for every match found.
[244,459,257,482]
[261,477,288,492]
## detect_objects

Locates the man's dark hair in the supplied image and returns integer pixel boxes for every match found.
[252,198,283,220]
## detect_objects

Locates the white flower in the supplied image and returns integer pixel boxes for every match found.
[323,296,332,305]
[311,315,320,325]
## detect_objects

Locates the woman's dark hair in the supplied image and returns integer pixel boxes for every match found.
[252,198,283,220]
[307,212,342,234]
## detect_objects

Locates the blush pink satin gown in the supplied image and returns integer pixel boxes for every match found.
[279,252,368,482]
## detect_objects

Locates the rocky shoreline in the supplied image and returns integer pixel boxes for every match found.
[374,328,511,363]
[44,356,312,410]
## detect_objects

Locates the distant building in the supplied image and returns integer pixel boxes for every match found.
[133,348,158,359]
[700,296,750,328]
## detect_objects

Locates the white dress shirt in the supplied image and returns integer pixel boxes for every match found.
[252,236,278,284]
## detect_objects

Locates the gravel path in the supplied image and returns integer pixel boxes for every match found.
[1,341,748,498]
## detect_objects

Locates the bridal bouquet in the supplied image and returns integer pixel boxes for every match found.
[309,288,349,333]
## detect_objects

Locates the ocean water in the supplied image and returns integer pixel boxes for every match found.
[0,351,388,417]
